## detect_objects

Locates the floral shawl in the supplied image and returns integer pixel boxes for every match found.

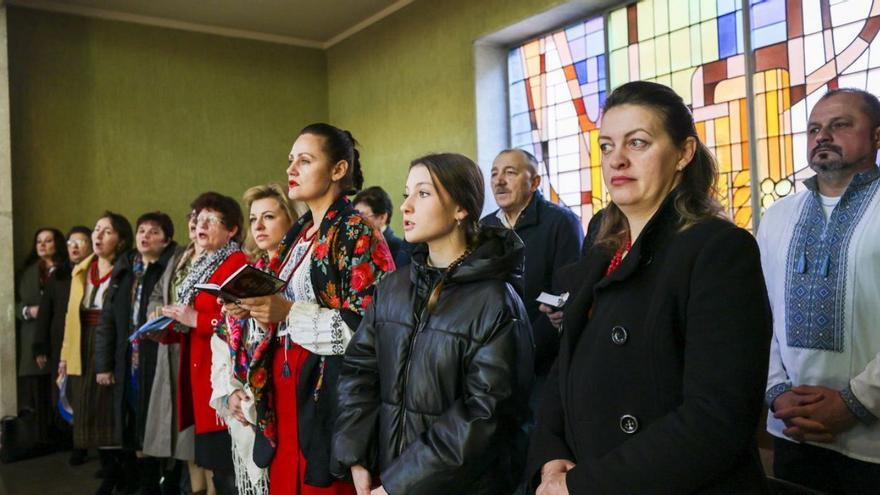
[214,255,273,384]
[247,196,394,471]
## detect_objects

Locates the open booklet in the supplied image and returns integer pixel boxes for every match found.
[194,264,287,304]
[129,315,175,342]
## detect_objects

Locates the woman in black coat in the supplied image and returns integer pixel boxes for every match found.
[527,81,773,494]
[333,153,534,495]
[33,226,92,458]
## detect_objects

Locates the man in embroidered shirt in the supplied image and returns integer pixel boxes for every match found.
[758,88,880,493]
[480,149,583,409]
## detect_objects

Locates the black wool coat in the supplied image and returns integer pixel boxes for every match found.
[527,195,773,494]
[94,242,178,447]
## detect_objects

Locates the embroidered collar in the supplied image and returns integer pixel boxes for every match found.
[803,165,880,193]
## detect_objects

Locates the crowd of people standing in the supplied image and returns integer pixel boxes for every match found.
[13,81,880,495]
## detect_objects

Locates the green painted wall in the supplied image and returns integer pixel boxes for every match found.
[327,0,567,232]
[8,7,327,265]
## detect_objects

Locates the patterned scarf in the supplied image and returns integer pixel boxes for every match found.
[176,241,240,306]
[215,255,275,384]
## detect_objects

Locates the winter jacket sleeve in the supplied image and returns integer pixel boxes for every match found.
[331,300,381,476]
[562,227,772,494]
[380,309,532,494]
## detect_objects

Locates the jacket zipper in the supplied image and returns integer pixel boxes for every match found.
[396,305,431,457]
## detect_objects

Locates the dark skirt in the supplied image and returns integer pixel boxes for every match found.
[194,429,233,471]
[70,309,116,449]
[16,375,52,444]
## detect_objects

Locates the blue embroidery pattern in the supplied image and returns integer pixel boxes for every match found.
[841,386,878,425]
[784,169,880,351]
[765,382,792,409]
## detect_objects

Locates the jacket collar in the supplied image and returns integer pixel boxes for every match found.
[593,191,679,290]
[490,190,542,230]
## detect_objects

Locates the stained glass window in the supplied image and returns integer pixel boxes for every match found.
[508,0,880,231]
[508,16,607,228]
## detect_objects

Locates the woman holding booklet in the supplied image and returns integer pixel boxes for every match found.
[224,123,394,495]
[209,183,297,495]
[162,192,248,495]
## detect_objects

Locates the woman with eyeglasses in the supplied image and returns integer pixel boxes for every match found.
[59,212,135,493]
[17,227,69,447]
[162,192,248,495]
[34,226,92,461]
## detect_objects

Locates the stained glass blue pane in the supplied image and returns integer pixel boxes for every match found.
[586,30,605,57]
[752,21,787,49]
[597,54,606,80]
[718,12,738,58]
[750,0,786,29]
[509,81,528,115]
[566,22,585,39]
[717,0,736,15]
[598,90,607,107]
[508,48,524,83]
[736,10,744,53]
[574,60,589,85]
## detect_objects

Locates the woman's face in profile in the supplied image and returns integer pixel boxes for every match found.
[598,103,690,214]
[249,197,291,254]
[286,133,335,203]
[400,164,459,245]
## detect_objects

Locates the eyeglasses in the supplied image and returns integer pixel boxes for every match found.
[67,239,88,247]
[195,214,224,227]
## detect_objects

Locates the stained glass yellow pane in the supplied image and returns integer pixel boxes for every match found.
[639,39,657,79]
[637,0,655,41]
[670,29,691,72]
[609,9,628,50]
[699,20,719,63]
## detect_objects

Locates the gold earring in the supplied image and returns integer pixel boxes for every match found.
[456,219,461,227]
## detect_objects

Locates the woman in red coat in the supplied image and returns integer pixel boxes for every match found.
[163,192,248,495]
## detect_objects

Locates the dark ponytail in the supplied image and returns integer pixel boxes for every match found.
[299,123,363,195]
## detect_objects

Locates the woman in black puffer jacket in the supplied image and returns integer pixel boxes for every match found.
[332,153,535,495]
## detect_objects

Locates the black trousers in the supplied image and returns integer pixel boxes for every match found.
[774,437,880,495]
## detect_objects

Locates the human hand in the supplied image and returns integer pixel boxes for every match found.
[35,355,48,370]
[539,304,564,330]
[370,487,388,495]
[775,385,859,442]
[27,305,39,319]
[58,360,67,379]
[228,389,250,425]
[351,465,372,495]
[162,304,198,328]
[96,372,115,386]
[220,298,251,319]
[537,471,570,495]
[239,295,293,326]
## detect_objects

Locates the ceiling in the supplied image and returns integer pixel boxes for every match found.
[6,0,414,48]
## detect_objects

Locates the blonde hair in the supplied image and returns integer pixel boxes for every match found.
[242,183,298,260]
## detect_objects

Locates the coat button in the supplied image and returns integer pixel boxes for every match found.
[611,326,628,345]
[620,414,639,434]
[211,318,218,326]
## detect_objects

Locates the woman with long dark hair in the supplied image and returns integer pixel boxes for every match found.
[332,153,534,495]
[59,212,134,494]
[228,123,393,495]
[17,227,68,445]
[34,226,92,460]
[527,81,772,494]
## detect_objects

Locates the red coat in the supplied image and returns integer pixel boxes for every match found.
[175,251,248,434]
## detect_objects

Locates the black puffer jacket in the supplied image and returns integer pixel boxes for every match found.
[332,226,535,495]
